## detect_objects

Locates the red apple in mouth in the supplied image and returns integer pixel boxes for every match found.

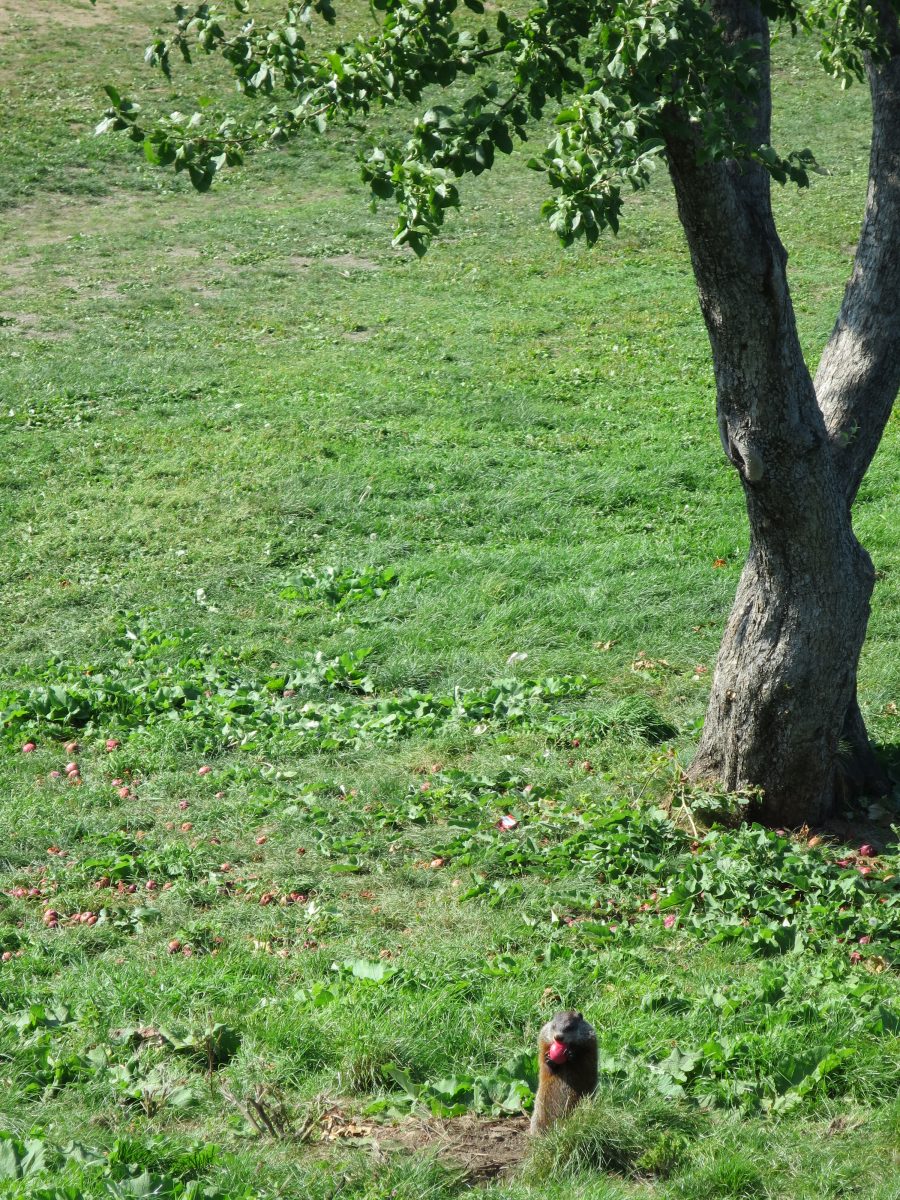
[547,1039,570,1066]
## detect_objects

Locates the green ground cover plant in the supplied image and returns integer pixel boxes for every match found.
[0,2,898,1197]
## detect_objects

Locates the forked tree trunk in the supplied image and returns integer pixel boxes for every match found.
[661,0,900,825]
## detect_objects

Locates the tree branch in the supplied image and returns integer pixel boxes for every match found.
[815,2,900,506]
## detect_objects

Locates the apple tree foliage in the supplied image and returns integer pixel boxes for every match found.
[96,0,864,251]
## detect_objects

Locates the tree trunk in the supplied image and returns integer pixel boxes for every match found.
[688,514,877,826]
[660,0,900,825]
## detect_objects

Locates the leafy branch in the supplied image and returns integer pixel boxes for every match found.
[97,0,883,250]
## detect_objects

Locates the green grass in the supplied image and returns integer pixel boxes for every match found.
[1,3,899,1197]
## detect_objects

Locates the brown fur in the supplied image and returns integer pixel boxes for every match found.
[529,1010,598,1136]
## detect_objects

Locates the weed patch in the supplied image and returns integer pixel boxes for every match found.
[0,619,607,754]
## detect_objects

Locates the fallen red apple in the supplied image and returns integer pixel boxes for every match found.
[64,741,79,755]
[547,1039,570,1065]
[106,738,120,751]
[198,765,212,776]
[859,844,876,858]
[22,742,37,753]
[64,762,79,775]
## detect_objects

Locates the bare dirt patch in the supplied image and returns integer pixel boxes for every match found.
[1,197,120,248]
[288,254,380,272]
[0,0,139,30]
[327,253,379,272]
[2,261,35,281]
[1,260,36,301]
[1,194,198,258]
[0,312,70,340]
[318,1105,530,1182]
[380,1114,530,1180]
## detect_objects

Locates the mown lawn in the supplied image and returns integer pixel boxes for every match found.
[0,3,898,1198]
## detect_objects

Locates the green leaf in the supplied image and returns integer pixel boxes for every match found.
[346,957,396,982]
[382,1065,419,1098]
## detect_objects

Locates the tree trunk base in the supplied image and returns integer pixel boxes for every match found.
[688,687,888,828]
[686,535,878,828]
[833,693,891,808]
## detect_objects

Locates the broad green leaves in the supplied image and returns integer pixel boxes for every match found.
[279,565,398,609]
[373,1056,536,1117]
[775,0,887,86]
[0,615,602,754]
[0,1134,50,1182]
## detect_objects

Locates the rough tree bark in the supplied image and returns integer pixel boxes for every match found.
[664,0,900,825]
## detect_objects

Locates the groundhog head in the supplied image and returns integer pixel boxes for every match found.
[544,1010,596,1067]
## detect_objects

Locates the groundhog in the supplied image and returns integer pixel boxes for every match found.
[529,1010,598,1135]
